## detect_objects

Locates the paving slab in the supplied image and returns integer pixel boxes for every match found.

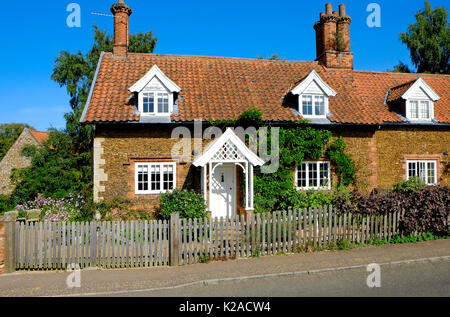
[0,239,448,297]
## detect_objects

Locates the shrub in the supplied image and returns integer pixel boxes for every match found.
[333,186,449,237]
[393,177,425,194]
[159,189,207,220]
[16,193,88,222]
[0,194,13,215]
[400,185,449,236]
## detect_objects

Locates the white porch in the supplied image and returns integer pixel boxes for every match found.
[193,128,265,218]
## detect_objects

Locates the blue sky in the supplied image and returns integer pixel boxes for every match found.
[0,0,447,131]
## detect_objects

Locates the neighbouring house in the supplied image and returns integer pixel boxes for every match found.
[81,1,450,218]
[0,129,50,195]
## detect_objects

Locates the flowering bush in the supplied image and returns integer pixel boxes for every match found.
[16,193,86,222]
[159,189,207,220]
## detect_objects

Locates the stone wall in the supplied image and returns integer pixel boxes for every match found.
[95,125,450,212]
[375,127,450,189]
[0,216,4,274]
[95,125,204,210]
[0,129,40,195]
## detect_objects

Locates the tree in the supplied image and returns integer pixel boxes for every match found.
[10,130,92,205]
[9,25,158,205]
[0,123,34,161]
[399,1,449,74]
[51,25,158,153]
[257,54,286,61]
[388,61,412,73]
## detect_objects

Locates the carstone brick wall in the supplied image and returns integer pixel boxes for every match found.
[337,129,375,193]
[375,127,450,189]
[0,217,4,275]
[95,125,205,210]
[0,129,40,195]
[95,125,450,212]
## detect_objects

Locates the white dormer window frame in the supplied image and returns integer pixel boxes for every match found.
[406,99,434,121]
[129,65,182,117]
[401,78,439,122]
[138,91,174,116]
[291,70,337,119]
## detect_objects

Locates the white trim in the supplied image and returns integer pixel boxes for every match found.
[138,91,174,116]
[291,70,337,97]
[80,51,105,123]
[406,99,434,122]
[299,94,329,118]
[193,128,265,167]
[134,162,177,195]
[406,160,437,185]
[401,78,440,101]
[295,161,331,190]
[129,65,181,93]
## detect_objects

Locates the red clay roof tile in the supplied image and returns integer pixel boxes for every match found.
[82,52,450,125]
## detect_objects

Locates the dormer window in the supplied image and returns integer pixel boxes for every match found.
[291,70,337,119]
[387,78,439,122]
[130,65,181,116]
[302,95,326,116]
[142,92,170,114]
[408,100,431,120]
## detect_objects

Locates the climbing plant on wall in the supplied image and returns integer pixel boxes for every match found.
[211,108,355,212]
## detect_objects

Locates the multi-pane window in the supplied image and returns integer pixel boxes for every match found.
[419,101,430,119]
[314,96,325,116]
[143,93,155,113]
[141,92,170,114]
[302,95,313,115]
[301,94,327,117]
[407,160,436,185]
[157,93,169,113]
[408,100,431,120]
[296,161,331,190]
[135,162,176,194]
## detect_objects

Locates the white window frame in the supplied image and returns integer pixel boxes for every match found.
[295,161,331,190]
[406,99,433,121]
[406,160,437,185]
[138,91,173,116]
[299,94,329,118]
[135,162,177,194]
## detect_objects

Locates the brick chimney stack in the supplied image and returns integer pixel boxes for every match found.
[111,0,132,58]
[313,3,353,69]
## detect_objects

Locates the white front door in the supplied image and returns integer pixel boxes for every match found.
[211,165,236,218]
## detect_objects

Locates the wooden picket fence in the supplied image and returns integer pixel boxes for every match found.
[177,206,406,265]
[15,220,169,270]
[14,206,408,270]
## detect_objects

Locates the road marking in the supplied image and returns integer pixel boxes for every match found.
[48,255,450,297]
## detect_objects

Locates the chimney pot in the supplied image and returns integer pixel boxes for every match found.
[325,3,332,15]
[111,1,132,58]
[339,4,346,17]
[320,12,325,18]
[333,11,338,16]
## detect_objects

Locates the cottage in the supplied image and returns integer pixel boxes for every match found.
[0,129,49,195]
[81,1,450,218]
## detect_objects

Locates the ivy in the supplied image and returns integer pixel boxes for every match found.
[211,109,355,212]
[326,138,355,188]
[210,107,263,128]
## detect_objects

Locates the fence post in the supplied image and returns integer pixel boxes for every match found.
[4,213,17,273]
[169,213,180,266]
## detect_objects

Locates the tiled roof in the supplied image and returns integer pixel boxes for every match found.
[82,52,450,125]
[386,80,416,103]
[29,130,50,145]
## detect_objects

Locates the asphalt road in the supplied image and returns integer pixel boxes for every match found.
[103,260,450,297]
